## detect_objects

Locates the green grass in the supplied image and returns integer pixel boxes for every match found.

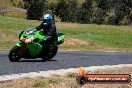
[0,15,132,51]
[0,15,40,49]
[59,23,132,51]
[33,77,62,88]
[0,15,39,29]
[62,26,132,49]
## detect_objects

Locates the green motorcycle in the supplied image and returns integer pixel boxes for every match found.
[8,28,65,62]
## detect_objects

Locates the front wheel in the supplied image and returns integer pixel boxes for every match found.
[8,45,21,62]
[76,76,87,85]
[42,46,58,61]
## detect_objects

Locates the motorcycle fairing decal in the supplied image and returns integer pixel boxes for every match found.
[20,38,32,44]
[25,38,32,43]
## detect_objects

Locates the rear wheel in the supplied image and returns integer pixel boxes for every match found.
[42,45,58,61]
[9,45,21,62]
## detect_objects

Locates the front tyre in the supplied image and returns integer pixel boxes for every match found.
[8,45,21,62]
[76,76,87,85]
[42,46,58,61]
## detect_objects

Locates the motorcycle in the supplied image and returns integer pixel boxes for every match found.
[8,28,65,62]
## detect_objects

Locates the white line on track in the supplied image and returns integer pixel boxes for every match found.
[0,64,132,82]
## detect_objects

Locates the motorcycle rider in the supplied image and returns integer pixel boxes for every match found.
[36,14,57,46]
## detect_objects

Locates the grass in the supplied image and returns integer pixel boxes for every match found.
[0,15,40,49]
[66,72,76,78]
[62,25,132,48]
[0,15,132,51]
[33,77,61,88]
[5,11,26,19]
[0,66,131,88]
[0,0,26,19]
[58,23,132,51]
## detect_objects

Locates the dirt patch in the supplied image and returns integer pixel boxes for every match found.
[0,77,34,88]
[64,38,87,45]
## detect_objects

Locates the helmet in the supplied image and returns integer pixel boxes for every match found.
[43,14,53,25]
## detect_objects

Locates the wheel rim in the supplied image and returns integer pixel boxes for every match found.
[48,46,54,55]
[11,52,19,59]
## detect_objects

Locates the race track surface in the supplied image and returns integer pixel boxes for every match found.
[0,51,132,75]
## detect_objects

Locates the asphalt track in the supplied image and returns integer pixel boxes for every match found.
[0,51,132,76]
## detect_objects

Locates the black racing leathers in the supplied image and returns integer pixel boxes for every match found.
[36,21,57,45]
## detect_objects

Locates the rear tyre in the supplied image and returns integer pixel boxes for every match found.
[42,45,58,61]
[9,45,21,62]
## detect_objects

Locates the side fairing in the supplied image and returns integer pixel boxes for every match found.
[56,32,65,45]
[26,43,42,56]
[20,30,45,41]
[19,30,45,56]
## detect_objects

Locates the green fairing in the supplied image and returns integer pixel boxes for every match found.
[20,31,45,40]
[16,43,42,56]
[58,35,65,42]
[26,43,42,56]
[16,43,23,47]
[19,30,45,56]
[35,31,46,40]
[28,31,44,56]
[17,28,65,57]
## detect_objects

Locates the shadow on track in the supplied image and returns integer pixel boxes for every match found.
[18,59,57,62]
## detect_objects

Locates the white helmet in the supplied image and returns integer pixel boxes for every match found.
[43,14,53,25]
